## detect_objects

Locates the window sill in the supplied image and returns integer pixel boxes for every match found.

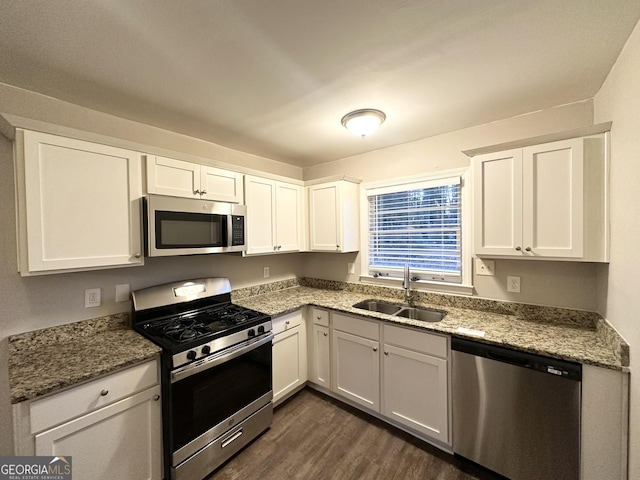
[359,275,474,296]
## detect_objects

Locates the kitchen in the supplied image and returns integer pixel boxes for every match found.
[1,2,639,480]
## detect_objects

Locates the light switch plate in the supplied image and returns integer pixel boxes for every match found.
[475,258,495,276]
[115,284,130,302]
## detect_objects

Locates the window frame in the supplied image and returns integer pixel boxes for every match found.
[359,168,473,295]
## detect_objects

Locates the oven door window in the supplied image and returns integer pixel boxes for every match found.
[170,341,272,451]
[155,211,225,249]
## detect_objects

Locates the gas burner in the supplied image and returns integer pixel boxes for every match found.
[161,318,209,342]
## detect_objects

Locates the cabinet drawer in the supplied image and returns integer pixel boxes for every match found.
[30,359,158,434]
[333,313,379,340]
[311,308,329,327]
[273,311,302,335]
[383,324,448,358]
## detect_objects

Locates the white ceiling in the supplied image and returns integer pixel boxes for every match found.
[1,1,639,167]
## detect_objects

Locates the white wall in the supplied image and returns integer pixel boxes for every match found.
[594,18,640,480]
[304,101,601,310]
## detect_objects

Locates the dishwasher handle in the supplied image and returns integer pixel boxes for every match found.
[452,337,582,381]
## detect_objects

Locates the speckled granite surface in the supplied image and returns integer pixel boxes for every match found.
[8,313,161,404]
[234,279,628,371]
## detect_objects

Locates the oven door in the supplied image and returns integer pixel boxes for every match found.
[170,334,273,468]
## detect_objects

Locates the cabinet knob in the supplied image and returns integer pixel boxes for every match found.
[285,320,290,325]
[100,389,109,396]
[201,190,207,195]
[323,332,328,337]
[194,189,200,195]
[153,395,160,401]
[525,247,532,252]
[373,346,378,352]
[384,351,389,356]
[336,245,340,250]
[277,245,282,250]
[273,246,277,251]
[515,246,522,251]
[134,253,141,258]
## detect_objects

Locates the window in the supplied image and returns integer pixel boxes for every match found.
[363,170,469,288]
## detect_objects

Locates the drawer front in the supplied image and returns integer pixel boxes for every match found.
[30,359,159,434]
[273,311,302,335]
[311,307,329,327]
[333,313,379,340]
[383,324,448,358]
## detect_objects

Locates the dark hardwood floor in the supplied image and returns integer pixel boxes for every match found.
[208,388,503,480]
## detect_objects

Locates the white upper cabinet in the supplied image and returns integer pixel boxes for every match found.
[16,129,144,275]
[244,175,304,255]
[308,180,360,252]
[146,155,243,203]
[473,135,608,261]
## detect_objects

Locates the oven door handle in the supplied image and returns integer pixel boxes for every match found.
[171,333,274,384]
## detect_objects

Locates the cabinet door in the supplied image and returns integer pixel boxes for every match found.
[522,139,584,258]
[244,175,276,254]
[473,149,523,256]
[201,166,243,203]
[382,344,448,443]
[332,329,380,411]
[310,323,331,389]
[146,155,200,198]
[275,182,303,252]
[35,386,162,480]
[21,130,143,273]
[309,182,341,251]
[273,325,306,403]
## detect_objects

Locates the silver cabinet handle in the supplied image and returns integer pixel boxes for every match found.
[153,394,160,401]
[525,247,532,252]
[100,389,109,396]
[515,246,522,251]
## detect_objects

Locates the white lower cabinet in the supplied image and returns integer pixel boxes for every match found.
[272,311,307,404]
[331,313,380,412]
[13,359,162,480]
[382,324,449,444]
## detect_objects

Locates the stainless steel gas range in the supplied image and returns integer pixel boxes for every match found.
[132,278,273,480]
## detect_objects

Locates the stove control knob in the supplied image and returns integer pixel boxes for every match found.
[201,345,211,355]
[248,329,256,338]
[257,325,265,334]
[186,350,197,361]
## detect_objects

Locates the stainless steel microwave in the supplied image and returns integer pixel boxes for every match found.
[144,194,247,257]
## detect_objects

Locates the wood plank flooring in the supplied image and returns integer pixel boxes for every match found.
[208,388,503,480]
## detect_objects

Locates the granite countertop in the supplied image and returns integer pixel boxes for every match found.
[8,279,627,404]
[8,313,161,404]
[234,283,628,371]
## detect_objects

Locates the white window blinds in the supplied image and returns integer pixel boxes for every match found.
[367,176,462,283]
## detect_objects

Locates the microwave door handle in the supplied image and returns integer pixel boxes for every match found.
[226,213,233,247]
[171,333,274,383]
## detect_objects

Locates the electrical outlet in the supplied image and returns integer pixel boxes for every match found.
[263,266,270,278]
[475,258,495,276]
[347,263,355,275]
[507,276,521,293]
[85,288,101,307]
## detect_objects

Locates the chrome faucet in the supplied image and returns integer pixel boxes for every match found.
[403,263,414,306]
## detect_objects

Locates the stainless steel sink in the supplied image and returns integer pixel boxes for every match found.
[352,300,403,315]
[352,300,446,322]
[395,307,446,322]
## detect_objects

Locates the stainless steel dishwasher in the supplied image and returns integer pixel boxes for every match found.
[452,337,582,480]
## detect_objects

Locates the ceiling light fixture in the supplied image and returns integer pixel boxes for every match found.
[341,109,386,138]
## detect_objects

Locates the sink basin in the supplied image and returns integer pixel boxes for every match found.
[352,300,446,322]
[352,300,403,315]
[395,307,446,322]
